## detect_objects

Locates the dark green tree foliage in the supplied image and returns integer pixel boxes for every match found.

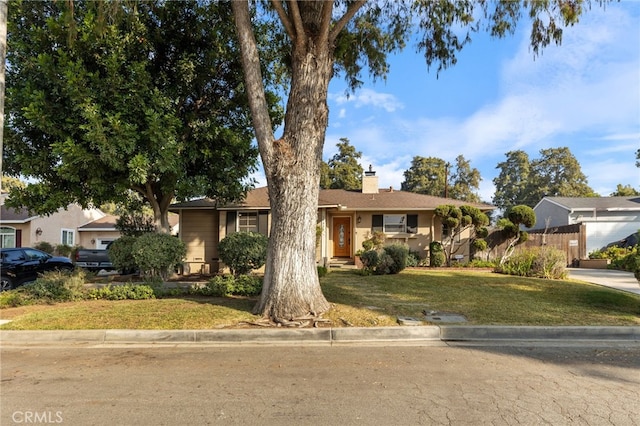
[402,155,480,201]
[4,1,278,232]
[493,148,597,210]
[319,138,363,190]
[492,150,532,211]
[115,213,156,237]
[528,147,597,201]
[401,156,449,197]
[449,155,481,203]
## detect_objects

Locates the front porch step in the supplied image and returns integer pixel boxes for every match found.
[328,258,356,269]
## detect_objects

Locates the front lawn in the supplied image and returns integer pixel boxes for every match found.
[1,269,638,329]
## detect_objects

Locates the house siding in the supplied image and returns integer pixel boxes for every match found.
[180,210,219,274]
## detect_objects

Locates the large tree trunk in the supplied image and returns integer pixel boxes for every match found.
[233,1,334,320]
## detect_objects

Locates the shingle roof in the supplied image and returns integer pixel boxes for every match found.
[541,196,640,211]
[170,187,494,211]
[0,205,37,223]
[78,213,179,230]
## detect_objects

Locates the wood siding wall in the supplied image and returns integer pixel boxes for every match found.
[180,210,219,274]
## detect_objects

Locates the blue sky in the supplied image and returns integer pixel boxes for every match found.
[254,1,640,203]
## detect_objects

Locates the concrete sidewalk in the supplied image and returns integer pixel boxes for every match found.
[568,268,640,295]
[2,326,639,347]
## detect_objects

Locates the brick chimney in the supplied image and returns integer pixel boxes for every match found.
[362,165,379,194]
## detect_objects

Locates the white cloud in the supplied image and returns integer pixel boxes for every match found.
[330,88,404,112]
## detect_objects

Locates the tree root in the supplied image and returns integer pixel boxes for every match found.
[240,314,332,328]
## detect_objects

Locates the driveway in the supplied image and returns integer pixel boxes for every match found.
[568,268,640,295]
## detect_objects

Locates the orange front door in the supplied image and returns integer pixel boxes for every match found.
[333,217,351,257]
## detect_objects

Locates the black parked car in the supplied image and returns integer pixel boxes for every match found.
[0,247,75,291]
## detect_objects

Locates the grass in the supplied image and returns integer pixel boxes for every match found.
[1,269,639,330]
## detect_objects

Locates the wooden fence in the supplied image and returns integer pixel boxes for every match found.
[484,223,587,266]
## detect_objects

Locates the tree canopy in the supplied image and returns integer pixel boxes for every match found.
[319,138,363,190]
[231,0,609,320]
[493,147,596,211]
[401,155,480,201]
[4,0,280,231]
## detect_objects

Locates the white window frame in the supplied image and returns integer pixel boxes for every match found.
[383,214,406,234]
[237,211,259,233]
[0,226,16,248]
[61,228,75,246]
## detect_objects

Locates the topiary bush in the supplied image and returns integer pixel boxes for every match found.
[108,235,139,274]
[131,233,186,280]
[218,232,268,276]
[429,241,445,267]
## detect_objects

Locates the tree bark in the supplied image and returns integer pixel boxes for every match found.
[233,1,333,320]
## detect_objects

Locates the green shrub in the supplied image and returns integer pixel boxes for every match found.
[497,247,567,279]
[532,248,567,279]
[87,284,155,300]
[383,244,408,274]
[131,233,186,280]
[463,259,498,268]
[33,241,54,254]
[317,265,328,278]
[22,269,86,302]
[375,252,395,275]
[218,232,268,276]
[55,244,72,258]
[429,241,445,267]
[359,250,379,275]
[0,290,30,308]
[406,251,420,267]
[362,231,385,251]
[108,236,139,273]
[198,274,263,297]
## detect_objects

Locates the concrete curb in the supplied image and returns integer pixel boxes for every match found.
[439,326,640,341]
[2,326,639,346]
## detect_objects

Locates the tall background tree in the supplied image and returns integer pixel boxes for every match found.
[401,155,480,201]
[401,156,450,197]
[447,155,481,203]
[231,0,609,321]
[528,147,597,202]
[4,1,280,231]
[492,150,531,211]
[319,138,363,190]
[493,147,596,211]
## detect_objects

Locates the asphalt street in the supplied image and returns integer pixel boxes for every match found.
[1,344,639,425]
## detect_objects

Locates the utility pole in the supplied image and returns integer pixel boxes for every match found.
[444,162,450,198]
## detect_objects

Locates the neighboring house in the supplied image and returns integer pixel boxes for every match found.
[530,196,640,255]
[77,214,179,249]
[170,169,495,275]
[0,192,106,249]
